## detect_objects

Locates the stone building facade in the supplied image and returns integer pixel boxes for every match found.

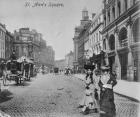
[85,12,104,58]
[5,31,14,60]
[102,0,140,81]
[13,28,41,63]
[0,23,6,61]
[73,8,91,72]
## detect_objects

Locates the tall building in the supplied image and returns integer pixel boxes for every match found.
[73,8,91,72]
[45,46,55,68]
[0,23,6,61]
[13,28,41,63]
[102,0,140,81]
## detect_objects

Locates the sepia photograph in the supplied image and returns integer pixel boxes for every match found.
[0,0,140,117]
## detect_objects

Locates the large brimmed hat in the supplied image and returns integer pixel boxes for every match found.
[84,64,95,70]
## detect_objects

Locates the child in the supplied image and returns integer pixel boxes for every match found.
[81,85,93,114]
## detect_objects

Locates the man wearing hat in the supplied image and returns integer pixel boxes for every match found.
[98,65,117,116]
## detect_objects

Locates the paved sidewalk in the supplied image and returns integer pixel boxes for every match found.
[73,74,140,102]
[0,79,13,117]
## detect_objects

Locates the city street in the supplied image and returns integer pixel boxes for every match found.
[0,73,139,117]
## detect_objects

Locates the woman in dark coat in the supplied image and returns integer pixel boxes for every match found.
[98,66,117,116]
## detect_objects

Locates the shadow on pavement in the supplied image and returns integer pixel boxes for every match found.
[0,90,13,103]
[8,82,30,87]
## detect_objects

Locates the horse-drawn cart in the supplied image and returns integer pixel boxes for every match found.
[6,60,25,85]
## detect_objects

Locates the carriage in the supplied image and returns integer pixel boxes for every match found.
[6,60,25,85]
[4,56,34,85]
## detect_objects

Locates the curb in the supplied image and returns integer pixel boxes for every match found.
[114,92,140,103]
[73,75,140,103]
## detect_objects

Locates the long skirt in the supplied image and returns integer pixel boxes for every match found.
[100,88,116,115]
[79,94,99,111]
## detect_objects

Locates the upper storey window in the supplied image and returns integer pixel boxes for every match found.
[124,0,128,11]
[117,1,121,16]
[108,11,110,23]
[112,7,115,20]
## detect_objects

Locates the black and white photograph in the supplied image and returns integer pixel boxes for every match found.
[0,0,140,117]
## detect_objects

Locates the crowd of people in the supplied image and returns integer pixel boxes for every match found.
[78,64,117,117]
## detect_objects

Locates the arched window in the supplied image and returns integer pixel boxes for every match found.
[109,35,115,50]
[119,27,128,47]
[133,0,137,5]
[132,18,140,42]
[118,1,121,16]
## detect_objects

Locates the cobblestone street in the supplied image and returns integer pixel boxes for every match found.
[0,74,139,117]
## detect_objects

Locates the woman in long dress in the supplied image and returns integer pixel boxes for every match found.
[78,68,98,114]
[98,66,117,116]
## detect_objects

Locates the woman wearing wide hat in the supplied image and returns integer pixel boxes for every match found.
[78,64,98,114]
[98,65,117,116]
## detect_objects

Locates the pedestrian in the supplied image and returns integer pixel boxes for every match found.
[78,64,98,115]
[93,68,100,107]
[98,66,117,117]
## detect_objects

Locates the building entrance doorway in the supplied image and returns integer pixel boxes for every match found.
[108,56,115,73]
[119,53,128,80]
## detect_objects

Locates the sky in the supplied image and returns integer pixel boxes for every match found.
[0,0,102,60]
